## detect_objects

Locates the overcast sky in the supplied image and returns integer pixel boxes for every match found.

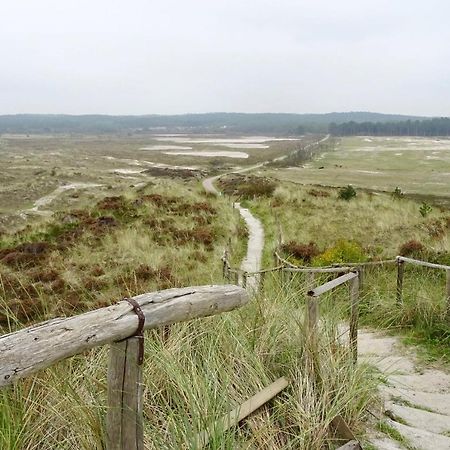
[1,0,449,116]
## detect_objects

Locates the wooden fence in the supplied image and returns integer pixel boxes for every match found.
[395,256,450,316]
[0,285,248,449]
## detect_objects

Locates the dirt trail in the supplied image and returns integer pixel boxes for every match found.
[202,135,329,291]
[22,182,103,217]
[357,329,450,449]
[202,166,265,291]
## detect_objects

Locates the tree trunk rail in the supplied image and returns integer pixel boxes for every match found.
[0,285,248,388]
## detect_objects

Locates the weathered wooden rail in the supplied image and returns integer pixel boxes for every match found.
[395,256,450,316]
[0,285,249,449]
[307,271,360,363]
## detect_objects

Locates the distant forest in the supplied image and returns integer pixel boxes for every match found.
[329,117,450,136]
[0,112,424,135]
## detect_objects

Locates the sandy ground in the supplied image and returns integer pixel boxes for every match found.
[357,330,450,449]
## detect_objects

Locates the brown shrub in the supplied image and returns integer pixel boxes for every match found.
[308,189,330,198]
[190,227,214,247]
[191,202,216,214]
[281,241,320,263]
[0,242,51,268]
[141,194,178,208]
[425,219,446,238]
[84,277,107,291]
[135,264,157,281]
[0,297,43,325]
[399,240,426,257]
[29,268,60,283]
[91,265,105,277]
[219,175,277,199]
[96,196,127,211]
[50,277,66,293]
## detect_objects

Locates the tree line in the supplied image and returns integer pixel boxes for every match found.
[329,117,450,136]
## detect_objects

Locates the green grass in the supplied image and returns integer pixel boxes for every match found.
[267,136,450,199]
[376,421,414,449]
[0,280,378,449]
[243,180,450,364]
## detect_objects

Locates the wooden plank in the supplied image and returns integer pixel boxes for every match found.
[0,285,248,387]
[308,272,358,297]
[331,414,356,441]
[396,260,405,304]
[196,377,289,448]
[107,337,144,450]
[397,256,450,271]
[336,440,362,450]
[349,275,359,363]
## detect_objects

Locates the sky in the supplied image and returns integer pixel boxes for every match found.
[1,0,449,116]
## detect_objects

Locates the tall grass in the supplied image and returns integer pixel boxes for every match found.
[0,278,378,449]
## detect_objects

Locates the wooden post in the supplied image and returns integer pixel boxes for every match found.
[358,267,364,292]
[259,271,266,295]
[222,259,227,280]
[446,270,450,321]
[306,272,319,340]
[107,337,144,450]
[396,259,405,304]
[242,272,248,289]
[234,271,239,286]
[349,275,359,364]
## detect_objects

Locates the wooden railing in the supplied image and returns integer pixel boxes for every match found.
[0,285,249,450]
[307,271,360,363]
[396,256,450,315]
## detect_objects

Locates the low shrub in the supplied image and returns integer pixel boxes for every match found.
[391,186,404,199]
[338,185,357,201]
[398,240,425,258]
[281,241,320,263]
[308,189,330,198]
[313,240,366,266]
[419,202,432,217]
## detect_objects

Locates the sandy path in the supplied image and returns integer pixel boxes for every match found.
[202,135,329,291]
[357,329,450,449]
[202,166,265,291]
[22,182,102,217]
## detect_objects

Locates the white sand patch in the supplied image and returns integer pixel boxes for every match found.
[155,136,299,144]
[103,156,143,166]
[139,145,193,151]
[142,161,199,170]
[395,153,403,156]
[113,168,144,175]
[215,143,270,149]
[163,151,249,159]
[363,138,373,142]
[24,182,103,217]
[355,170,382,174]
